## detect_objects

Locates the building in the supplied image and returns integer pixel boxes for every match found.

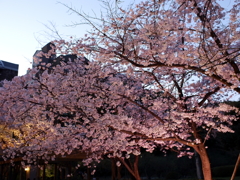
[32,42,88,71]
[0,60,19,82]
[32,42,56,69]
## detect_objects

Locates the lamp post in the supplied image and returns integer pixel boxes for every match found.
[24,166,30,180]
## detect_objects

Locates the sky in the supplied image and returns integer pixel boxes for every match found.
[0,0,234,76]
[0,0,116,76]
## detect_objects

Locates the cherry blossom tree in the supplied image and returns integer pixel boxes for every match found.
[0,0,239,179]
[0,54,238,180]
[0,58,146,179]
[54,0,239,179]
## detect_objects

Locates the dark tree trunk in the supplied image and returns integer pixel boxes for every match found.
[194,144,212,180]
[111,158,116,180]
[231,153,240,180]
[194,150,203,179]
[133,155,141,180]
[117,155,141,180]
[117,165,121,180]
[111,158,122,180]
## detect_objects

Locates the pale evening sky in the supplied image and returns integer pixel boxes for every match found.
[0,0,128,75]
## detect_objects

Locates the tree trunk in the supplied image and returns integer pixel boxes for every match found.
[195,144,212,180]
[111,159,116,180]
[111,158,122,180]
[194,150,203,179]
[125,158,135,180]
[231,153,240,180]
[117,156,141,180]
[133,155,141,180]
[117,165,121,180]
[87,168,91,180]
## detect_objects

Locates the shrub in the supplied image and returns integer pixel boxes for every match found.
[212,165,240,177]
[165,171,182,179]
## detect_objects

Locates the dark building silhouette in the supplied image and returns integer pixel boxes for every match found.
[0,60,19,82]
[32,42,89,72]
[32,42,56,69]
